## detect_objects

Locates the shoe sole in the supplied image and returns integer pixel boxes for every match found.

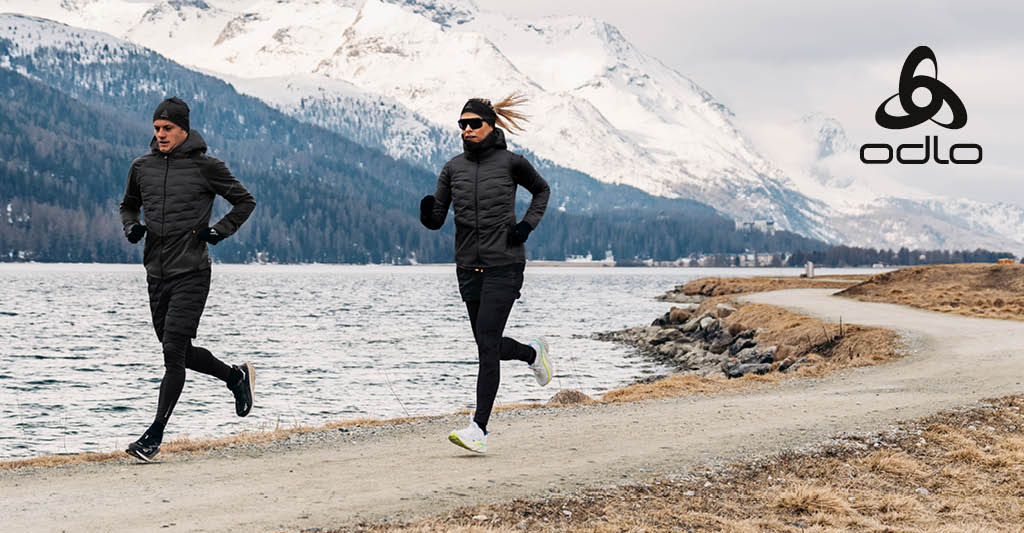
[240,362,256,417]
[126,447,158,463]
[448,432,485,454]
[534,338,553,387]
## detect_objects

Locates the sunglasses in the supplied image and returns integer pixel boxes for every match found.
[458,118,486,130]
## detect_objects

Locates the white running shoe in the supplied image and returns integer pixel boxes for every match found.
[448,421,487,453]
[528,336,553,386]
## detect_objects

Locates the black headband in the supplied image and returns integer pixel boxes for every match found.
[461,99,497,125]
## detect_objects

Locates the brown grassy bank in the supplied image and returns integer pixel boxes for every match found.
[349,395,1024,532]
[603,299,901,403]
[677,274,868,297]
[839,263,1024,321]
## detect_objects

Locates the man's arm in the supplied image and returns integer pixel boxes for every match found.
[119,162,142,238]
[199,156,256,237]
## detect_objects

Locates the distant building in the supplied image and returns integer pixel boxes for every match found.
[741,218,775,235]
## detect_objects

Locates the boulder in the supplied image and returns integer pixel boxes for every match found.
[546,389,596,406]
[716,303,737,318]
[649,328,682,346]
[708,332,734,354]
[778,356,810,373]
[734,329,755,340]
[729,337,757,356]
[669,305,697,322]
[723,360,773,378]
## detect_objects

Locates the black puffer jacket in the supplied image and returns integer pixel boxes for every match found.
[422,128,550,268]
[119,130,256,279]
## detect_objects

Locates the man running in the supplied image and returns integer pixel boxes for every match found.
[119,97,257,462]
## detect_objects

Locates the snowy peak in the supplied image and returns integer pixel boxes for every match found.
[381,0,478,27]
[0,13,140,62]
[798,112,853,159]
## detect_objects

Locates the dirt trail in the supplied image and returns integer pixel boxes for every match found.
[3,289,1023,532]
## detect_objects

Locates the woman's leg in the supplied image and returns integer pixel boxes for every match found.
[469,295,516,432]
[469,265,532,431]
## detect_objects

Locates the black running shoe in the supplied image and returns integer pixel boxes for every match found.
[126,433,161,462]
[229,362,255,417]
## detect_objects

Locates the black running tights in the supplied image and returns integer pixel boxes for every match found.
[467,298,536,432]
[155,332,233,425]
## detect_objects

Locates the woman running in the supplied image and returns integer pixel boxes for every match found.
[419,94,553,453]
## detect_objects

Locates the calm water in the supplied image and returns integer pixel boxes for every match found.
[0,264,864,459]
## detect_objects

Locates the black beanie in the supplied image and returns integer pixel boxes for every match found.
[461,99,497,125]
[153,97,190,132]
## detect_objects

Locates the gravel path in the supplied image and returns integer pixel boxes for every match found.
[3,289,1023,532]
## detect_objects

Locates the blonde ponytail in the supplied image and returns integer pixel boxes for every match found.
[491,92,529,133]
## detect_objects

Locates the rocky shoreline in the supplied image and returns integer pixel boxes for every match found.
[597,301,811,379]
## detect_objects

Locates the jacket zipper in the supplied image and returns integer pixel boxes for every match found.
[474,160,481,266]
[160,154,168,278]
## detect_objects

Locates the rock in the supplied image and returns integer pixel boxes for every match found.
[708,337,731,355]
[716,303,737,318]
[734,329,755,340]
[778,356,810,373]
[729,337,757,356]
[681,317,701,333]
[669,305,697,323]
[915,487,930,496]
[723,359,772,378]
[546,389,596,406]
[650,328,682,346]
[699,316,716,330]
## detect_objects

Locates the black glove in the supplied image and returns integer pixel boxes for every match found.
[126,223,147,244]
[419,195,438,229]
[194,227,225,245]
[508,221,533,246]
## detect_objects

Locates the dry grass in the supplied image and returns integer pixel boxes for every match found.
[352,396,1024,532]
[603,373,779,403]
[839,263,1024,321]
[681,275,868,297]
[0,415,432,470]
[726,303,902,376]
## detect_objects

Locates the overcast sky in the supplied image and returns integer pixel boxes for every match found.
[481,0,1024,207]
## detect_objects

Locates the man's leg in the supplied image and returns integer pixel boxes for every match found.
[152,331,189,430]
[185,343,233,383]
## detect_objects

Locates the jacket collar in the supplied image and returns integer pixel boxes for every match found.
[463,127,507,162]
[150,129,208,158]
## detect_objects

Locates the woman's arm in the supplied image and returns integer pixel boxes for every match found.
[511,155,549,230]
[420,164,453,230]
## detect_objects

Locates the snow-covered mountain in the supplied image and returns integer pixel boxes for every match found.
[0,0,832,239]
[2,0,1020,252]
[783,113,1024,252]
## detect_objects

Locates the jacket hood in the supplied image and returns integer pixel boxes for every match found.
[463,127,507,161]
[150,129,208,157]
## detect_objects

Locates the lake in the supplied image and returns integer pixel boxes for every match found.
[0,263,864,459]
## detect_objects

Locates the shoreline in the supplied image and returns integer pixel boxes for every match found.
[0,271,877,469]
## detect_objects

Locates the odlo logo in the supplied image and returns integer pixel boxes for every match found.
[860,46,982,165]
